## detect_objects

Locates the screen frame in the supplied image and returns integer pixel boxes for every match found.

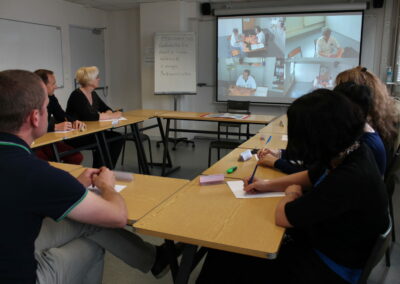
[215,10,365,105]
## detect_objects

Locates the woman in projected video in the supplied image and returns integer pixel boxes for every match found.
[316,27,344,58]
[229,70,257,96]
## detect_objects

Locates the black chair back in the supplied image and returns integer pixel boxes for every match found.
[226,100,250,115]
[357,216,392,284]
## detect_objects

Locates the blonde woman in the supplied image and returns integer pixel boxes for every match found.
[66,66,123,168]
[335,66,399,151]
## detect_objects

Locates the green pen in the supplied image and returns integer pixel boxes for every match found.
[226,166,238,174]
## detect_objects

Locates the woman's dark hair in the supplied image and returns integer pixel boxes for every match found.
[334,81,372,119]
[286,89,365,167]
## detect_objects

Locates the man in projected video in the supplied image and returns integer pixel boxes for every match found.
[229,69,257,96]
[316,27,344,58]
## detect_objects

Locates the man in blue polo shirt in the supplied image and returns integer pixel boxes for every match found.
[0,70,168,283]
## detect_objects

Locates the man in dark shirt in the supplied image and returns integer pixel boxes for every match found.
[0,70,168,283]
[33,69,84,164]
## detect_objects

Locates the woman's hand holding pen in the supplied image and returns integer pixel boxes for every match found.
[243,177,270,194]
[55,121,72,131]
[257,148,280,159]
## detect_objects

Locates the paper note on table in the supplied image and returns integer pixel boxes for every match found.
[226,180,285,199]
[88,184,126,194]
[54,129,74,133]
[282,135,288,141]
[100,117,128,122]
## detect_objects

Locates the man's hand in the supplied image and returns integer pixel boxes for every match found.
[77,168,100,188]
[55,122,72,131]
[93,167,116,192]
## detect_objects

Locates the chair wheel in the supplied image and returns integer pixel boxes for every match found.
[172,147,176,151]
[156,143,160,148]
[192,144,195,148]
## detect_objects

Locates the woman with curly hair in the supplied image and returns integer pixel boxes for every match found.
[335,66,399,152]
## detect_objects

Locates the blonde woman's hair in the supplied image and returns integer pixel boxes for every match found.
[336,66,399,148]
[75,66,99,87]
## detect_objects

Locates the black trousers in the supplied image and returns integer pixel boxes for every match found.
[67,131,124,169]
[196,236,350,284]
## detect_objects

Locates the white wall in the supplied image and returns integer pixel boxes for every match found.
[218,18,242,36]
[0,0,108,108]
[107,9,141,111]
[326,14,362,41]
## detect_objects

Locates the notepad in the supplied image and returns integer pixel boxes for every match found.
[100,117,128,122]
[226,180,285,199]
[87,184,126,194]
[54,129,74,133]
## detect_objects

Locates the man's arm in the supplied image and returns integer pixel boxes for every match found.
[68,168,127,228]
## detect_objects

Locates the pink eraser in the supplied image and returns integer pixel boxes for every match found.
[199,174,224,185]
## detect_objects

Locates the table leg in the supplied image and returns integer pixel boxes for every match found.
[157,117,172,167]
[94,133,106,166]
[162,119,171,176]
[175,244,198,284]
[51,143,61,162]
[97,132,113,169]
[246,123,250,140]
[130,123,150,175]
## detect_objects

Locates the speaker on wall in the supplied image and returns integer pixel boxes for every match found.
[201,3,212,15]
[373,0,384,8]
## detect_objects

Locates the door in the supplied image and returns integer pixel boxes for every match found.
[69,25,107,100]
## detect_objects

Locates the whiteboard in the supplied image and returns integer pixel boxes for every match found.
[154,32,197,94]
[0,18,64,87]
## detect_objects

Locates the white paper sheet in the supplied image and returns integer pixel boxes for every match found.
[54,129,74,133]
[226,180,285,199]
[88,184,126,194]
[100,117,128,122]
[282,135,288,141]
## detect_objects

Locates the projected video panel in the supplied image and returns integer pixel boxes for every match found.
[217,11,363,104]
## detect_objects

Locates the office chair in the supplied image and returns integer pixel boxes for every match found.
[208,100,250,166]
[357,216,392,284]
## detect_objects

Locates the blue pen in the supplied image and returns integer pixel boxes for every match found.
[249,136,272,184]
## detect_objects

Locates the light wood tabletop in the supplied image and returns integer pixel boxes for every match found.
[238,133,287,150]
[203,148,287,180]
[134,176,285,259]
[123,109,170,118]
[69,168,189,224]
[31,115,148,148]
[159,111,275,124]
[258,115,287,134]
[49,162,83,173]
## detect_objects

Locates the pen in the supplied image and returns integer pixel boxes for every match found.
[226,166,237,174]
[248,164,258,185]
[249,136,272,184]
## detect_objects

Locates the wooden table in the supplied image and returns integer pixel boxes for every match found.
[259,115,287,134]
[123,109,170,118]
[69,167,189,224]
[134,175,285,261]
[158,111,276,176]
[159,111,275,125]
[238,133,287,150]
[49,162,82,172]
[32,115,151,173]
[202,148,286,180]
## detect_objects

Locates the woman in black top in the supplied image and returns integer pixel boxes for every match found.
[66,66,123,168]
[196,89,389,284]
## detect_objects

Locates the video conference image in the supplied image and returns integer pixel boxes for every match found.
[217,11,363,104]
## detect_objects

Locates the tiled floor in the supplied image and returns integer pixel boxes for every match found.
[81,138,400,284]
